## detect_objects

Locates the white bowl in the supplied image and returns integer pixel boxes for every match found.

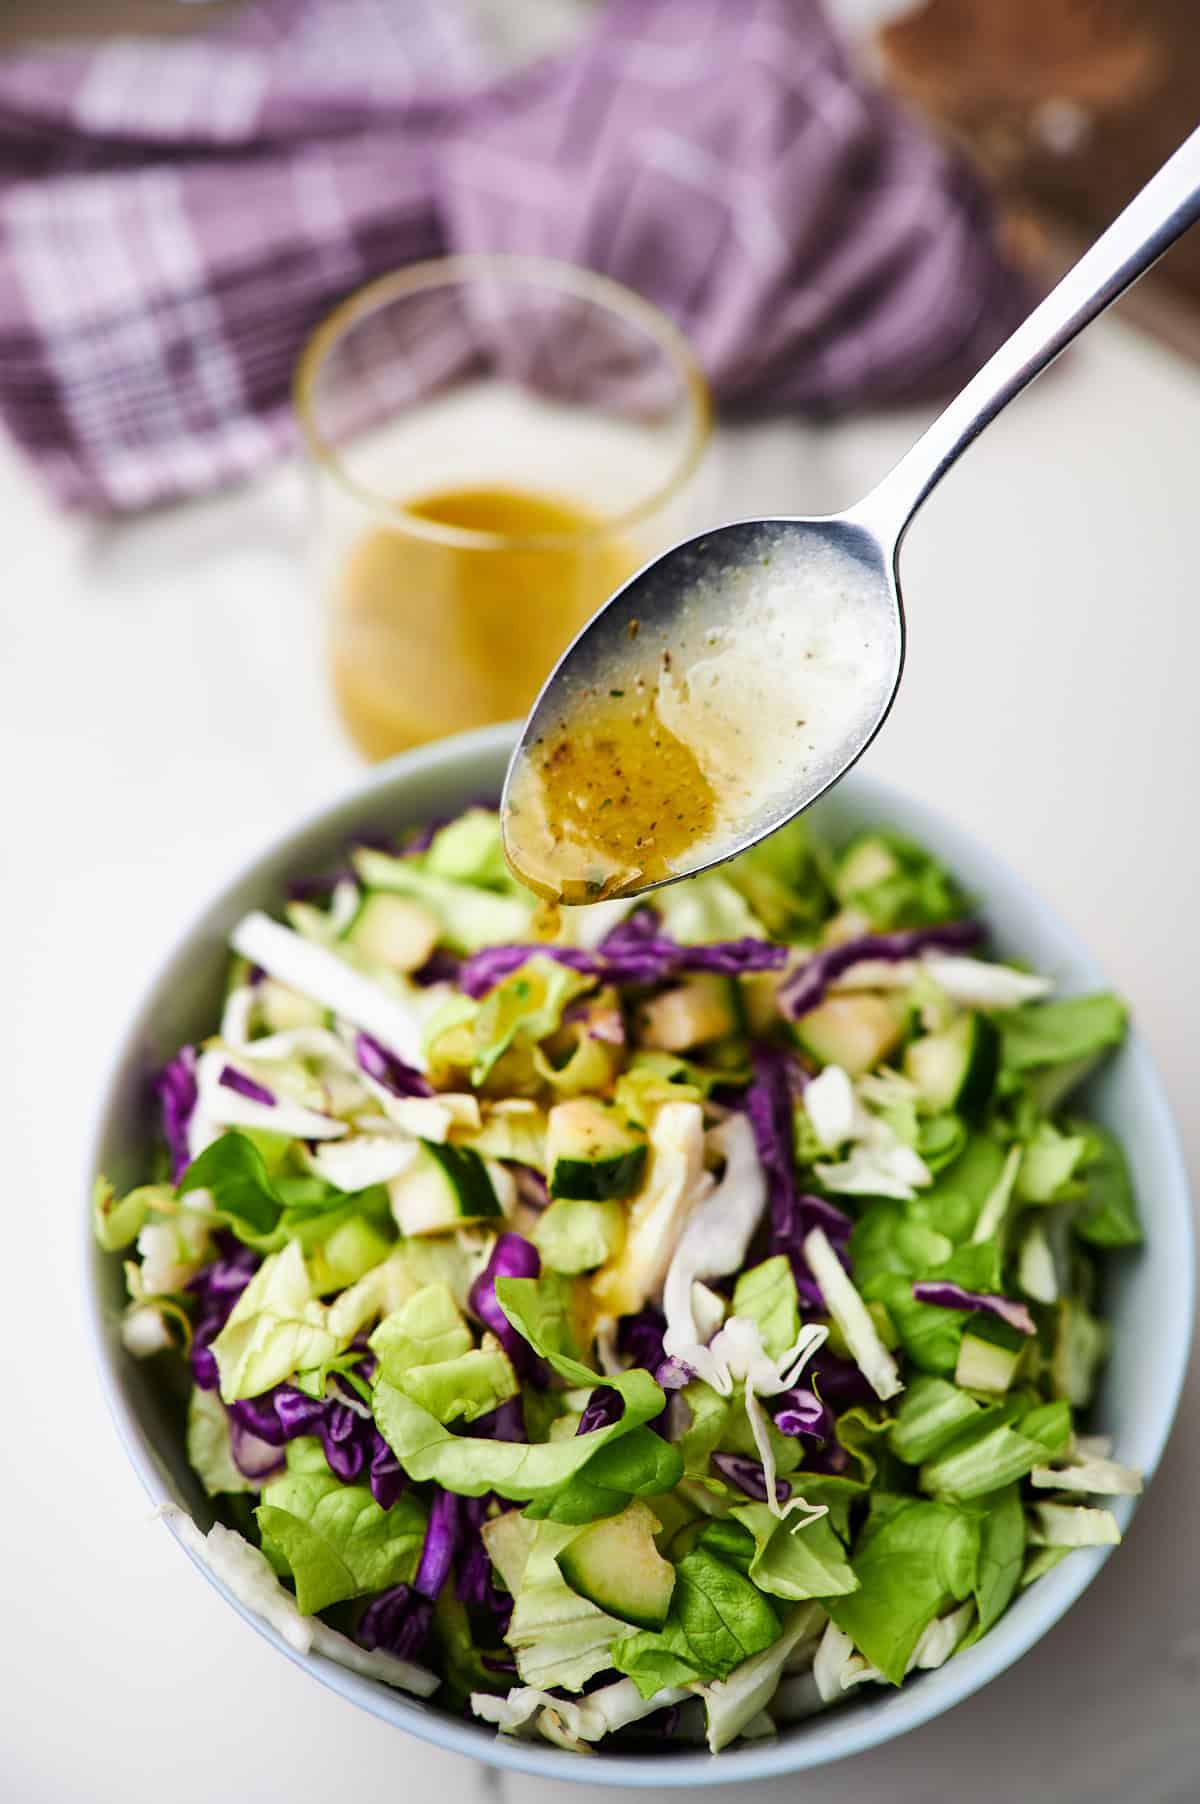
[87,723,1195,1787]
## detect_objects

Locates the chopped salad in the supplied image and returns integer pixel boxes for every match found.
[96,806,1144,1754]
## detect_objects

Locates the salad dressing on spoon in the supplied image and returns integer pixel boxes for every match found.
[505,532,894,901]
[504,125,1200,903]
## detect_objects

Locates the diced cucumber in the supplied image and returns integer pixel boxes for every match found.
[833,835,901,903]
[386,1140,502,1236]
[546,1099,648,1201]
[793,993,905,1076]
[342,892,440,973]
[955,1314,1025,1394]
[637,974,743,1052]
[533,1197,626,1274]
[258,978,327,1033]
[555,1501,676,1629]
[904,1012,998,1115]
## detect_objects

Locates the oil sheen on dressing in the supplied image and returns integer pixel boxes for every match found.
[502,532,895,902]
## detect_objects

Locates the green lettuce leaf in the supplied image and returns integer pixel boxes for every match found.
[827,1496,980,1684]
[1051,1297,1109,1405]
[613,1546,782,1697]
[400,1345,519,1425]
[369,1283,472,1378]
[716,1394,804,1478]
[786,1474,867,1542]
[186,1385,255,1496]
[92,1175,174,1253]
[729,1503,858,1602]
[1016,1123,1088,1203]
[493,1272,584,1370]
[865,1241,1001,1377]
[374,1366,665,1504]
[179,1130,283,1236]
[832,831,966,931]
[1000,994,1126,1078]
[851,1137,1007,1295]
[257,1437,427,1615]
[888,1375,990,1466]
[304,1209,395,1292]
[677,1381,732,1479]
[833,1405,898,1487]
[723,815,832,939]
[916,1113,969,1174]
[422,808,516,892]
[433,1589,509,1707]
[653,874,766,945]
[468,957,592,1085]
[372,1272,671,1510]
[211,1240,340,1402]
[524,1428,684,1524]
[731,1256,800,1359]
[920,1417,1049,1501]
[1070,1123,1142,1248]
[972,1483,1025,1633]
[505,1521,625,1692]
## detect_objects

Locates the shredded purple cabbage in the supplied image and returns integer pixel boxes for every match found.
[803,1195,854,1244]
[415,1488,462,1600]
[771,1388,833,1442]
[469,1396,526,1443]
[457,912,787,1001]
[746,1044,802,1252]
[576,1385,626,1435]
[744,1046,857,1300]
[157,1045,198,1184]
[776,919,984,1020]
[805,1348,877,1409]
[458,944,594,997]
[218,1064,275,1107]
[412,948,462,988]
[358,1585,434,1661]
[227,1419,286,1481]
[911,1282,1036,1335]
[510,1165,550,1213]
[711,1451,791,1504]
[186,1237,259,1390]
[223,1368,402,1507]
[617,1306,667,1375]
[355,1031,434,1099]
[468,1233,545,1383]
[801,1439,852,1476]
[285,864,357,902]
[456,1494,513,1632]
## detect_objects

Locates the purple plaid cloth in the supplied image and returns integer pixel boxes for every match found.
[0,0,1027,512]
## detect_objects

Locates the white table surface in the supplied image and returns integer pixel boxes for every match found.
[6,313,1200,1803]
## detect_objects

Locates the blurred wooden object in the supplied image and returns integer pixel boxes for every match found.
[880,0,1200,356]
[0,1,246,43]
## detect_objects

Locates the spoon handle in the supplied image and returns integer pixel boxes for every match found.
[864,123,1200,548]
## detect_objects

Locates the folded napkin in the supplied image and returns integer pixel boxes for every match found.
[0,0,1027,512]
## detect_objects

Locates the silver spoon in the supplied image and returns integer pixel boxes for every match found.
[503,124,1200,900]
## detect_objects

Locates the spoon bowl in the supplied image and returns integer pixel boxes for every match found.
[503,124,1200,901]
[501,509,903,897]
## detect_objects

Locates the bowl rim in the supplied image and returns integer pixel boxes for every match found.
[85,722,1195,1788]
